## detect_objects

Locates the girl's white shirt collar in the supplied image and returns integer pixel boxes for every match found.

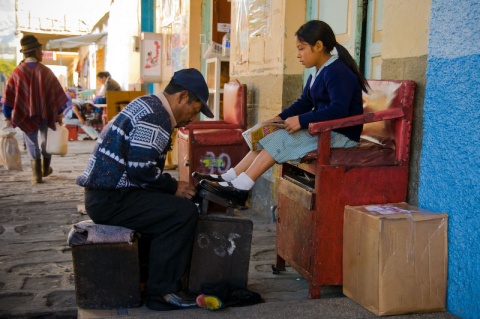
[310,54,338,88]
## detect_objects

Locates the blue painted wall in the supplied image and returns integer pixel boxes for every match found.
[141,0,155,94]
[201,0,212,75]
[420,1,480,318]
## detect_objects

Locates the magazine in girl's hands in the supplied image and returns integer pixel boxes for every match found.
[242,121,285,151]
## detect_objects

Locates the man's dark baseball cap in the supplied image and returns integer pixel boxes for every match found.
[171,68,214,118]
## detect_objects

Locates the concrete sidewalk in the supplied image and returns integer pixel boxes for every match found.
[0,126,459,319]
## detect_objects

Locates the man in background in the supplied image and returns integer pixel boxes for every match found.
[94,71,122,126]
[2,35,68,184]
[63,101,100,140]
[94,71,122,104]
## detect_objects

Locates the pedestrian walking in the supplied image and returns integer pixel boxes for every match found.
[2,35,68,184]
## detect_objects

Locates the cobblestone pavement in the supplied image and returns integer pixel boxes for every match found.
[0,129,94,318]
[0,127,460,319]
[0,128,311,318]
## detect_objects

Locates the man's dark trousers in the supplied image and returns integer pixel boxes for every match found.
[85,187,199,296]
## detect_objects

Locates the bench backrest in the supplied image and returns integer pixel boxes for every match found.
[223,80,247,127]
[362,80,416,164]
[302,79,416,167]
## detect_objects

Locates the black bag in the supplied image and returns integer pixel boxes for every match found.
[199,282,264,307]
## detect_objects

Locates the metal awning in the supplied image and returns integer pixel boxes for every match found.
[46,32,107,50]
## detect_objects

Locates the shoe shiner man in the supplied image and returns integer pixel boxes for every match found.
[76,68,214,311]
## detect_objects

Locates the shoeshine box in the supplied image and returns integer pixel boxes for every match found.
[343,202,448,316]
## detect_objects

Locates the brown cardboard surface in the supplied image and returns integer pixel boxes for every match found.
[343,202,448,316]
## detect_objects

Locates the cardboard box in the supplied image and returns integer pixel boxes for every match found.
[343,203,448,316]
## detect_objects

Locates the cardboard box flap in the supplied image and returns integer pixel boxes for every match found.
[350,202,448,222]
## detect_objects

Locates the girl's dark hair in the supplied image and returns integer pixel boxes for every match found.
[295,20,369,92]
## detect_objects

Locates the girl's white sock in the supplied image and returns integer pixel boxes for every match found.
[231,172,255,191]
[221,168,237,182]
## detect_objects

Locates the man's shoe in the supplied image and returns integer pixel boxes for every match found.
[145,295,178,311]
[199,180,249,208]
[163,292,198,308]
[192,172,225,183]
[146,292,197,311]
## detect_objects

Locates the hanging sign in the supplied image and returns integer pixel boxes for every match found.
[140,32,162,83]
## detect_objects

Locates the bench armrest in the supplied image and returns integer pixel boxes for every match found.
[308,108,405,135]
[182,120,245,130]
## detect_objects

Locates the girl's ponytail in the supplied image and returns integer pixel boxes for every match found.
[335,43,369,92]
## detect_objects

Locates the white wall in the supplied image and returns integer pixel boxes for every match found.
[45,65,68,88]
[105,0,141,90]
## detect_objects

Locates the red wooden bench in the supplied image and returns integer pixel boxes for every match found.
[275,79,416,298]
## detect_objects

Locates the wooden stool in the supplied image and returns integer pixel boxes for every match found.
[68,222,142,309]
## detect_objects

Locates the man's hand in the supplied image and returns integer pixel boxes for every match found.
[4,119,12,128]
[57,114,64,125]
[175,181,196,200]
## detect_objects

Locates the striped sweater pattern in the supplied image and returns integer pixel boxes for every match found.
[76,95,177,193]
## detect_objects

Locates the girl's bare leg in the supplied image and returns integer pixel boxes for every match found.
[233,150,260,176]
[244,149,276,181]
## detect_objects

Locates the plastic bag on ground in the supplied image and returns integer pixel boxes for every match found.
[0,127,23,171]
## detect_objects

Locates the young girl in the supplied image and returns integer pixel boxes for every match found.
[195,20,369,207]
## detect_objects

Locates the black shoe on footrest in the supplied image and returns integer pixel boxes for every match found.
[199,180,249,208]
[192,171,225,183]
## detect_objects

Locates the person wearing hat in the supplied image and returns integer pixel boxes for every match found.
[62,101,100,140]
[2,35,68,184]
[76,68,214,311]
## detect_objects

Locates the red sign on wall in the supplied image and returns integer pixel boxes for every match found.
[43,51,54,60]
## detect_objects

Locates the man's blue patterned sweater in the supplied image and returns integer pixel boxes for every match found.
[76,95,177,194]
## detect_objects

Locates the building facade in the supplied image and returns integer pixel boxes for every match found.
[26,0,479,317]
[142,1,479,317]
